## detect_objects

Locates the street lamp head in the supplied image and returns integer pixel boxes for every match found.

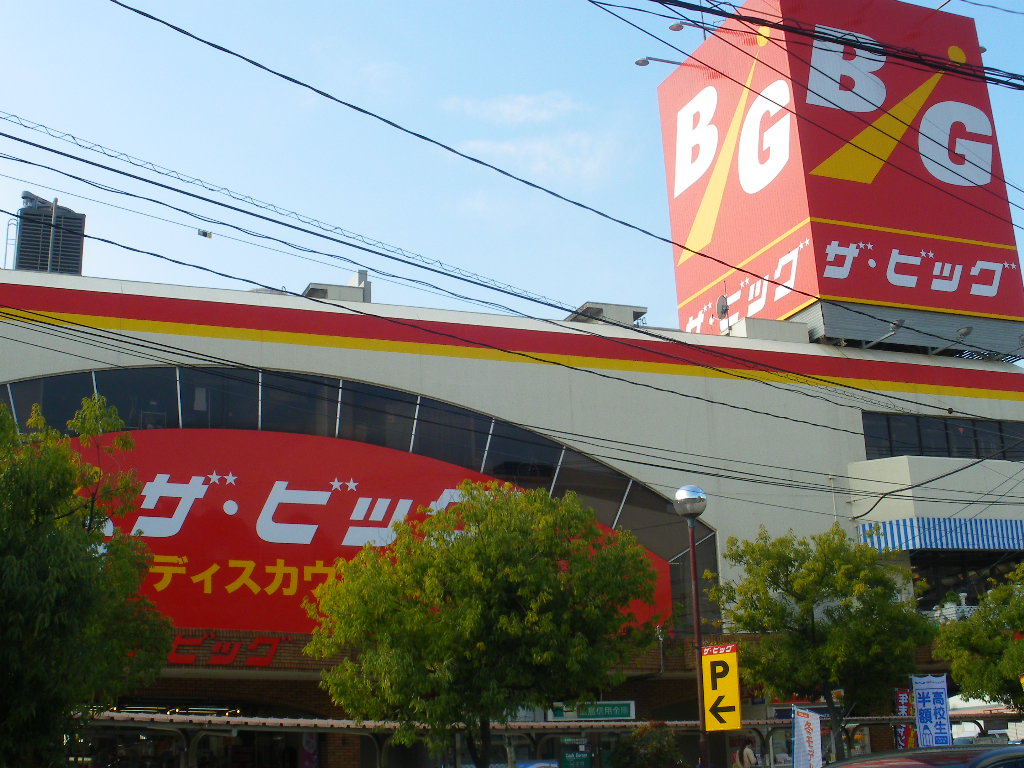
[672,485,707,519]
[668,21,687,31]
[635,58,651,66]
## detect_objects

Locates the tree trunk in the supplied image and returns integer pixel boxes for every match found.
[823,688,847,762]
[466,717,493,768]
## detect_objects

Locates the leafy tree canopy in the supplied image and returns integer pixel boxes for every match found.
[935,564,1024,712]
[609,722,685,768]
[305,481,658,768]
[709,524,933,759]
[0,397,172,767]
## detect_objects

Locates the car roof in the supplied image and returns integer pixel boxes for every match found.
[830,746,1024,768]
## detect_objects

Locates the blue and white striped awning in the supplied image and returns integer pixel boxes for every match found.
[860,517,1024,552]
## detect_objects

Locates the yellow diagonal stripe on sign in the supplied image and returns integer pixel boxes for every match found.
[680,28,771,265]
[811,46,966,184]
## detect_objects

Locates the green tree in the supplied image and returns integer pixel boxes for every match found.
[305,481,659,768]
[708,523,933,760]
[0,396,172,767]
[609,722,685,768]
[935,564,1024,712]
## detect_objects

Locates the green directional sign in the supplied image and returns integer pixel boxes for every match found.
[548,701,635,721]
[560,751,593,768]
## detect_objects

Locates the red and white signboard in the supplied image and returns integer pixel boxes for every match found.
[659,0,1022,332]
[102,430,671,633]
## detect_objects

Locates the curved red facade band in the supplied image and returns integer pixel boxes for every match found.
[99,430,671,633]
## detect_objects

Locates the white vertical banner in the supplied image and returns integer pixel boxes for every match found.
[792,706,822,768]
[912,675,952,747]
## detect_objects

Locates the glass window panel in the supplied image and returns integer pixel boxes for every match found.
[338,381,416,451]
[481,421,562,491]
[95,367,178,430]
[411,397,491,469]
[615,483,720,635]
[677,527,720,637]
[179,367,258,430]
[919,416,949,458]
[10,372,93,432]
[862,413,891,459]
[889,414,921,456]
[261,372,339,437]
[1001,421,1024,461]
[946,418,977,458]
[550,450,630,528]
[973,420,1003,459]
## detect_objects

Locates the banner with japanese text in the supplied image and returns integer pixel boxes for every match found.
[894,687,915,750]
[792,706,822,768]
[100,430,672,634]
[659,0,1023,331]
[912,675,952,747]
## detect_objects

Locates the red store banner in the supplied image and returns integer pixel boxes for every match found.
[98,430,671,634]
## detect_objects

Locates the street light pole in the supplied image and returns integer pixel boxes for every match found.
[672,485,711,768]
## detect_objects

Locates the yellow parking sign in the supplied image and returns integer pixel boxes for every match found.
[701,643,741,731]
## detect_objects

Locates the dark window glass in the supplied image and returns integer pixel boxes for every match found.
[1002,421,1024,461]
[179,368,258,429]
[889,415,921,456]
[614,483,719,635]
[412,397,491,469]
[862,413,890,459]
[974,419,1003,459]
[95,367,178,430]
[482,421,561,491]
[946,418,977,458]
[338,382,416,451]
[551,450,630,528]
[261,372,339,437]
[919,416,949,457]
[10,372,93,432]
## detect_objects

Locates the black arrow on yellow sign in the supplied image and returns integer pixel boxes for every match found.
[709,695,737,725]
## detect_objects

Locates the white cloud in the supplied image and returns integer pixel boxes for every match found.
[444,92,581,125]
[459,132,614,185]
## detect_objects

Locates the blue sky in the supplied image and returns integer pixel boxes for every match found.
[0,0,1020,329]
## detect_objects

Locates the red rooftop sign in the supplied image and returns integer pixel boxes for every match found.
[659,0,1022,333]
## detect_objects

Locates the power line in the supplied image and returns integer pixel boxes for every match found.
[0,207,875,438]
[644,2,1024,210]
[0,110,572,315]
[3,139,1017,446]
[4,259,1020,514]
[0,142,967,423]
[103,0,1023,362]
[648,0,1024,89]
[955,0,1024,17]
[595,0,1024,239]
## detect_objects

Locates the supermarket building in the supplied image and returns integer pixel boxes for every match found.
[3,0,1024,764]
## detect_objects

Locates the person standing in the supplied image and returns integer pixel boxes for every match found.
[741,738,757,768]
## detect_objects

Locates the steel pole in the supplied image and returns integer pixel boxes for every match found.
[688,517,711,768]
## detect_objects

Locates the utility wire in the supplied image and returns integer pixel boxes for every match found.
[956,0,1024,17]
[646,2,1024,209]
[0,110,571,315]
[3,142,1017,447]
[596,0,1024,242]
[649,0,1024,89]
[104,0,1023,361]
[0,207,871,438]
[3,142,983,426]
[4,271,1020,511]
